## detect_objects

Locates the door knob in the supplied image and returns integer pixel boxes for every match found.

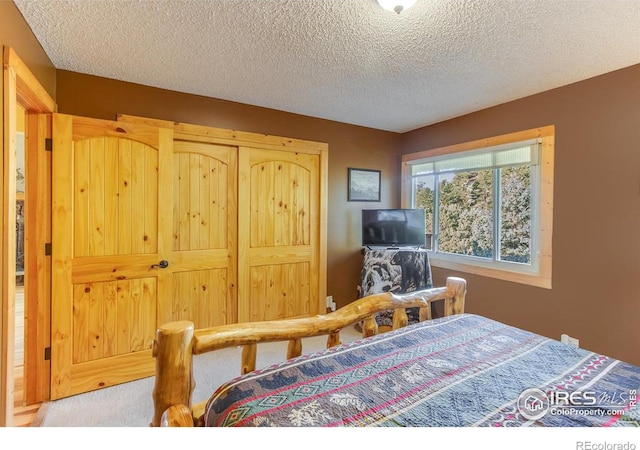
[151,260,169,269]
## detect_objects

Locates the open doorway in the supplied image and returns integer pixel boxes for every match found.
[14,103,26,418]
[12,107,52,427]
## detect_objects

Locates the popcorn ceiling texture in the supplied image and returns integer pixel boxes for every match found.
[15,0,640,132]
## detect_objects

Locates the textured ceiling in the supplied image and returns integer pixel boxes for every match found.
[15,0,640,132]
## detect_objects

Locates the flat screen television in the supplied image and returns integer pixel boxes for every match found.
[361,208,426,248]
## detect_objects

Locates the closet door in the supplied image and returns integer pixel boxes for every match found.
[169,141,237,327]
[51,114,173,398]
[238,147,322,321]
[115,113,328,325]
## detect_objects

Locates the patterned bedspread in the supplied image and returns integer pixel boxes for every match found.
[202,314,640,427]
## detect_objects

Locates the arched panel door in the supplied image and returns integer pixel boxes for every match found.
[51,114,172,399]
[238,147,323,322]
[169,140,237,328]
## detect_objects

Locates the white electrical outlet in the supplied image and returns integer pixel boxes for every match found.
[561,334,579,348]
[326,296,336,312]
[567,336,579,348]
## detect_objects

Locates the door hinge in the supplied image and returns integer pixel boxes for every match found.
[44,243,52,256]
[44,347,51,361]
[45,138,53,151]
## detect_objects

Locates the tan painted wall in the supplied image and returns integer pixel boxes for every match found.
[402,64,640,366]
[0,1,56,99]
[55,70,401,309]
[13,1,637,366]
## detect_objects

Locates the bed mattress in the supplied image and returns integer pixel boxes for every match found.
[203,313,639,427]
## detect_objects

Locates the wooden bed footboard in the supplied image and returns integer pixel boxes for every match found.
[151,276,467,427]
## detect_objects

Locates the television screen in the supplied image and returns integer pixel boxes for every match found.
[361,209,426,247]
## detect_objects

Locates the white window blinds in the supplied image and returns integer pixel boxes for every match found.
[409,139,540,177]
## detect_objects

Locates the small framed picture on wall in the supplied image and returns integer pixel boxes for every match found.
[348,168,381,202]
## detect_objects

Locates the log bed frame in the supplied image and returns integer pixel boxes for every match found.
[151,276,467,427]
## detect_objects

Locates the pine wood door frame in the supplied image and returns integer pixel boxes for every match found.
[24,113,52,405]
[1,46,56,426]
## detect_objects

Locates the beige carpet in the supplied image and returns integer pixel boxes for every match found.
[39,325,363,427]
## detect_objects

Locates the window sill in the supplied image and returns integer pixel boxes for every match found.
[429,254,552,289]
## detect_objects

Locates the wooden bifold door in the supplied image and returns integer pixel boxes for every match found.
[238,146,321,322]
[51,114,328,398]
[168,140,238,329]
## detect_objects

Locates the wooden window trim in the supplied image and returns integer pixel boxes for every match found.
[401,126,554,289]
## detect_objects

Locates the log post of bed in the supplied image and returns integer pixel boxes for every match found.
[151,321,195,427]
[444,277,466,316]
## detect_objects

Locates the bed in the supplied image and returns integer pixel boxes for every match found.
[150,277,639,427]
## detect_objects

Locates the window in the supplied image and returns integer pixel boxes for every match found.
[402,127,554,288]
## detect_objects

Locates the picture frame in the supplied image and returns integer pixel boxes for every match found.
[348,168,381,202]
